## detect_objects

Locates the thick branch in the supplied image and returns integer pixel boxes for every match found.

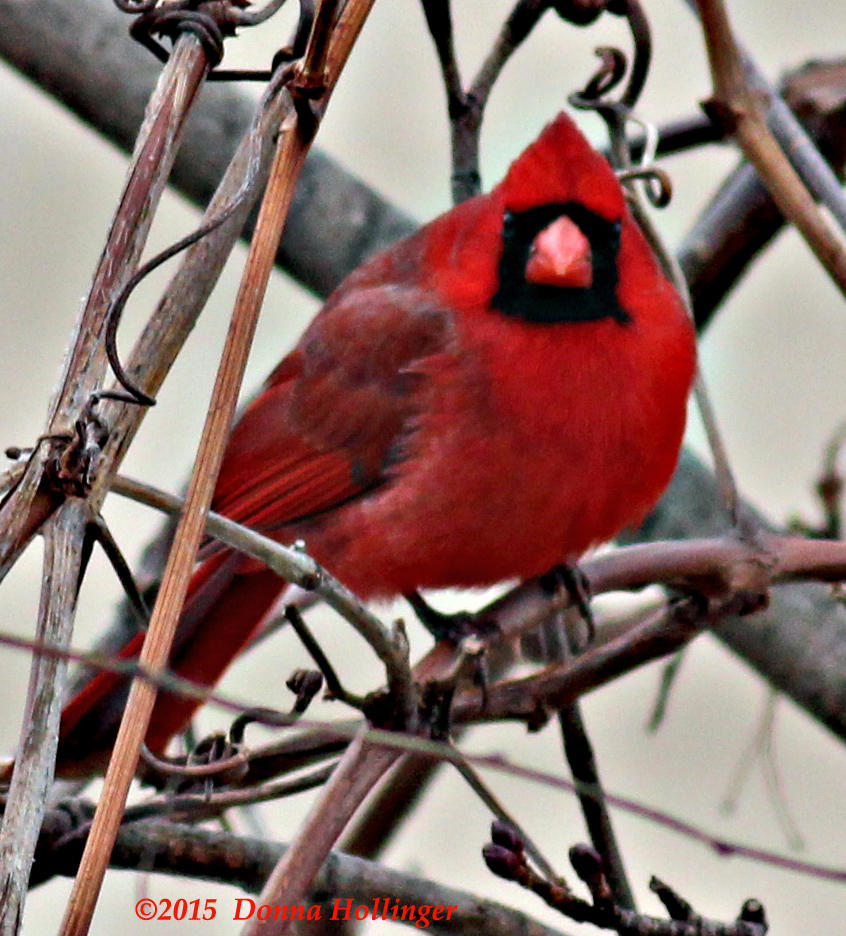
[681,58,846,329]
[624,451,846,742]
[2,24,214,932]
[0,505,85,934]
[0,0,416,299]
[694,0,846,297]
[30,812,573,936]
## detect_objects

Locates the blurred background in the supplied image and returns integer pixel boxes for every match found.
[0,0,845,932]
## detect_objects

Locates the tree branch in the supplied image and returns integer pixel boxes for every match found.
[1,23,216,931]
[625,451,846,743]
[30,812,574,936]
[694,0,846,297]
[680,57,846,330]
[243,727,400,936]
[60,3,380,929]
[682,0,846,237]
[0,504,85,934]
[0,0,417,300]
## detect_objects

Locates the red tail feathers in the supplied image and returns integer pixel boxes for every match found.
[55,553,284,776]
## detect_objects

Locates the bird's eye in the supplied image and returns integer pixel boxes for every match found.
[524,215,592,289]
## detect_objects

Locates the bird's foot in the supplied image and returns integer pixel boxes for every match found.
[539,563,596,645]
[406,591,498,643]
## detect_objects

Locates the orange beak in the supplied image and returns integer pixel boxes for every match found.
[525,215,593,289]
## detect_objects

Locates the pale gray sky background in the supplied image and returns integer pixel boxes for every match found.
[0,1,845,933]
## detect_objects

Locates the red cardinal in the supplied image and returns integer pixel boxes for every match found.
[55,112,696,774]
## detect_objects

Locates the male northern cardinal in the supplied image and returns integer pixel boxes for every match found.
[54,112,696,775]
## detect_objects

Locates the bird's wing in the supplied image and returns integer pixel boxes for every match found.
[211,283,451,534]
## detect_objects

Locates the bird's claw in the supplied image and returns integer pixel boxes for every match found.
[539,563,596,645]
[406,591,498,643]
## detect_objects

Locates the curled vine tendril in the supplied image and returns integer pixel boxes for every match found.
[567,1,670,210]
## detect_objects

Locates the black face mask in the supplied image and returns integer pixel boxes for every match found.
[493,203,627,326]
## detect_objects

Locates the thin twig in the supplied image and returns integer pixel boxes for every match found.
[469,0,551,108]
[234,723,353,787]
[448,752,559,881]
[424,0,552,203]
[138,742,249,781]
[92,761,337,827]
[526,602,635,907]
[110,474,414,709]
[236,0,291,27]
[420,0,464,113]
[557,701,635,909]
[338,640,517,859]
[720,690,804,851]
[638,189,741,524]
[284,605,369,710]
[86,514,149,627]
[646,650,686,732]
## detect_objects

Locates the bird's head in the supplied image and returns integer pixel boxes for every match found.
[492,111,629,325]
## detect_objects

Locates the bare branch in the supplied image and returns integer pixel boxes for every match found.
[694,0,846,297]
[424,0,553,203]
[112,472,846,742]
[111,475,414,712]
[243,728,400,936]
[681,0,846,237]
[113,760,337,824]
[485,829,768,935]
[680,57,846,330]
[471,751,846,885]
[59,1,385,926]
[0,504,86,933]
[1,23,218,930]
[625,451,846,743]
[31,814,575,936]
[557,700,635,909]
[0,0,416,300]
